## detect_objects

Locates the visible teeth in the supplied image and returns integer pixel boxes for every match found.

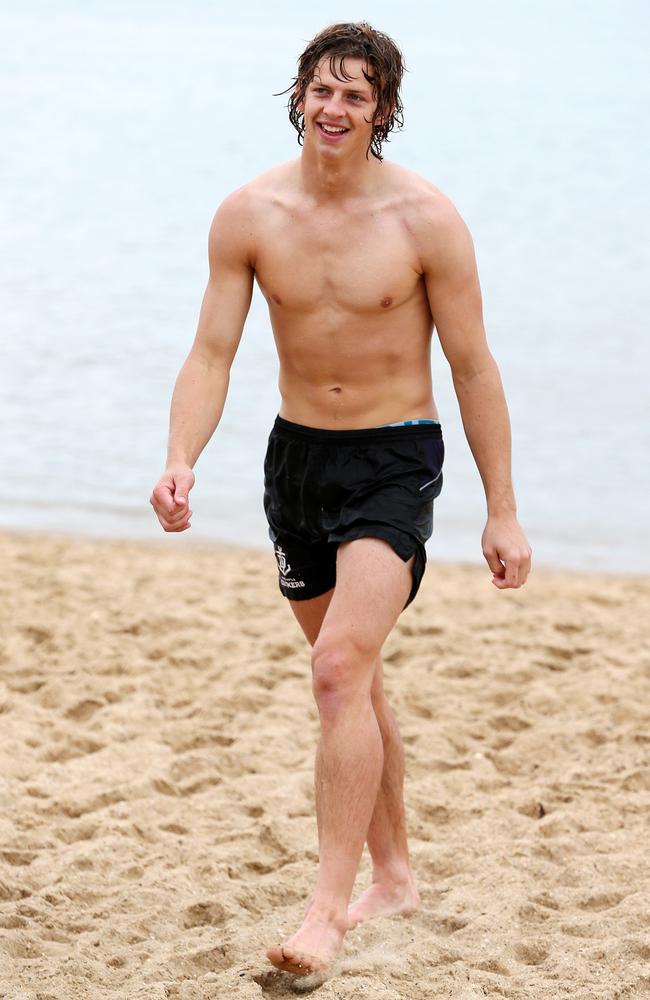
[321,124,346,134]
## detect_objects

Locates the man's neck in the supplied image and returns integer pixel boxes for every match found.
[299,144,383,202]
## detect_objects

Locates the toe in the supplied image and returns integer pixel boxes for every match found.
[267,945,313,976]
[282,946,316,975]
[266,945,288,970]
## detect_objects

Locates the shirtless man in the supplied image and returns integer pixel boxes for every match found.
[150,21,531,979]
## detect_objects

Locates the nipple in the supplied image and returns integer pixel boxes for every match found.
[272,293,282,305]
[381,296,393,308]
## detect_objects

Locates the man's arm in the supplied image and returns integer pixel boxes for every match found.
[150,189,255,532]
[416,194,531,588]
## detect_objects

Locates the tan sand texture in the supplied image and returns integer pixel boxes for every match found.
[1,530,649,999]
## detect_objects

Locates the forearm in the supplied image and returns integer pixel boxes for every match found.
[452,355,516,516]
[166,352,230,468]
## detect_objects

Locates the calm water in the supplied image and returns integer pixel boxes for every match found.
[2,1,649,571]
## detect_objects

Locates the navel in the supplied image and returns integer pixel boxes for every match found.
[381,296,393,308]
[329,386,342,394]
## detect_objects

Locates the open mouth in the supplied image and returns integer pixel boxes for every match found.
[317,122,349,139]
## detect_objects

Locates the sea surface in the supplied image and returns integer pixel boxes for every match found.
[2,1,649,571]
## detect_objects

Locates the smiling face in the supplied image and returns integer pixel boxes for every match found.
[301,56,378,159]
[285,23,406,161]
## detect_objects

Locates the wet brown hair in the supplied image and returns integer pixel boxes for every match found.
[281,22,406,161]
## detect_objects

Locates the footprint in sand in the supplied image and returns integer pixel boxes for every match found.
[532,891,560,911]
[183,900,227,928]
[252,969,286,994]
[577,891,627,911]
[476,956,512,975]
[414,801,454,825]
[20,625,53,645]
[0,914,27,929]
[0,849,37,867]
[264,641,300,661]
[41,735,104,762]
[517,902,551,926]
[64,698,105,722]
[54,820,98,844]
[435,915,469,935]
[514,939,550,965]
[106,953,127,967]
[56,789,125,818]
[554,621,585,634]
[488,713,531,733]
[159,822,189,835]
[559,920,598,938]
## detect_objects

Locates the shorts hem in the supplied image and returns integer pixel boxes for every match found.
[279,582,335,602]
[328,525,417,562]
[328,526,427,609]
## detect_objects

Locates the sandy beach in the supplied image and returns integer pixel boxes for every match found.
[1,530,649,999]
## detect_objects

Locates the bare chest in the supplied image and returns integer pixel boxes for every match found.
[254,206,421,314]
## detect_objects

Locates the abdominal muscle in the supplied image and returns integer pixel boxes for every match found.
[273,315,439,430]
[278,376,439,430]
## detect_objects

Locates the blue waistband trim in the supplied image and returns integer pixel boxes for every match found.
[378,419,441,428]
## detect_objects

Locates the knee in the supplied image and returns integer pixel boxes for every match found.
[311,633,374,712]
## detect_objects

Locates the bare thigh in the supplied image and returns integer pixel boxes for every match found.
[316,538,413,658]
[290,589,334,647]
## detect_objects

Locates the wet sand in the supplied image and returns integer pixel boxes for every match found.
[1,530,649,999]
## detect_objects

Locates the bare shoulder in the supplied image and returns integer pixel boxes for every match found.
[207,184,255,269]
[208,161,299,267]
[385,163,474,268]
[217,161,298,216]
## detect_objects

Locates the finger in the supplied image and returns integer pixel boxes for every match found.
[504,556,520,589]
[163,504,192,524]
[151,502,181,526]
[158,511,193,532]
[161,517,192,533]
[489,564,506,586]
[483,546,505,579]
[150,490,170,511]
[152,484,177,516]
[515,548,532,588]
[152,502,191,526]
[151,490,191,522]
[526,549,533,579]
[492,558,526,589]
[172,475,194,506]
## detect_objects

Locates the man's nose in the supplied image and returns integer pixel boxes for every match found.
[322,93,345,117]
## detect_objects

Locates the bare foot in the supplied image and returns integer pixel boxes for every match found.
[348,879,420,927]
[267,910,350,977]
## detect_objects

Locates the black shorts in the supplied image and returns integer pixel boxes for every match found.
[263,416,444,608]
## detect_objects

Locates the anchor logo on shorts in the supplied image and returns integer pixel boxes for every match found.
[274,545,292,577]
[274,545,305,589]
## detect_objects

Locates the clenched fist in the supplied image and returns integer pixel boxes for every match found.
[150,464,196,532]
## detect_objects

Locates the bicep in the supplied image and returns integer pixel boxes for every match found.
[423,210,491,377]
[191,195,255,368]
